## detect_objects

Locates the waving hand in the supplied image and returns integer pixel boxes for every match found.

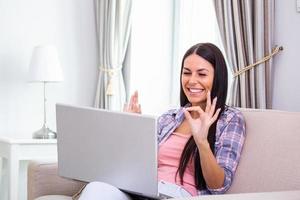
[123,91,142,114]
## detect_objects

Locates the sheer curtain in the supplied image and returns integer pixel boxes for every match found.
[94,0,132,110]
[170,0,222,107]
[214,0,277,108]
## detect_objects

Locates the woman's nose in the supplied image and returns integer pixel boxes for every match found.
[188,74,198,84]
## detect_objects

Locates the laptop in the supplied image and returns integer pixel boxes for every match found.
[56,103,166,199]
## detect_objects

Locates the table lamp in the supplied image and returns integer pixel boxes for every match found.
[28,45,64,139]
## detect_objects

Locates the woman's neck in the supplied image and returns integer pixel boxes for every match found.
[191,102,206,110]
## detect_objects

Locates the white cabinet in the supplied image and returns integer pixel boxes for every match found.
[0,136,57,200]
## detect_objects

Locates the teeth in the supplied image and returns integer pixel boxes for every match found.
[189,88,203,93]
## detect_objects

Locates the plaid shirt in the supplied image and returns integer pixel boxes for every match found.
[157,105,246,195]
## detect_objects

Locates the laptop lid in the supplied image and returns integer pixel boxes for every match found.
[56,104,158,197]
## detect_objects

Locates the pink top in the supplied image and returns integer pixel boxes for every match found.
[158,132,197,196]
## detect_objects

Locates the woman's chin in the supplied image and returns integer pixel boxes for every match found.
[187,98,206,106]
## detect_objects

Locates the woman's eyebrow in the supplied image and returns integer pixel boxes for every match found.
[183,67,191,71]
[183,67,209,72]
[197,69,209,72]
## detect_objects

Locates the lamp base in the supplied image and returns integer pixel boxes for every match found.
[32,125,57,139]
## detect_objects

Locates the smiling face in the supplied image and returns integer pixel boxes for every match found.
[181,54,214,108]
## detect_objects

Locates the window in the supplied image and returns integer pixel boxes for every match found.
[130,0,226,115]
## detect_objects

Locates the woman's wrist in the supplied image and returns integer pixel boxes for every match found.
[195,139,210,150]
[192,127,210,149]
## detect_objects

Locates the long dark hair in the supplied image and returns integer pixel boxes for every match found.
[177,43,228,190]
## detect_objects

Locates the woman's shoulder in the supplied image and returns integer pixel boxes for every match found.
[157,106,186,125]
[221,106,245,124]
[159,106,185,118]
[161,108,179,116]
[217,106,246,140]
[157,107,183,138]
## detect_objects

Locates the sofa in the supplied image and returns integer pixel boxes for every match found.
[27,108,300,200]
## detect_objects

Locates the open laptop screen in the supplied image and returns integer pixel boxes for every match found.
[56,104,158,197]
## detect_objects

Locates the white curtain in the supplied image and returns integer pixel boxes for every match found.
[94,0,132,110]
[170,0,221,107]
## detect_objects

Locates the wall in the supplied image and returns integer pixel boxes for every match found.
[0,0,98,137]
[272,0,300,111]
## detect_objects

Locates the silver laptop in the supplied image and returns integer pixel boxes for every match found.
[56,104,163,198]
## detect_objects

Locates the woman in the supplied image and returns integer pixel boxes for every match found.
[78,43,246,199]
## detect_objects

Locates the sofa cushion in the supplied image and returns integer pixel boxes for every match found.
[227,109,300,193]
[35,195,72,200]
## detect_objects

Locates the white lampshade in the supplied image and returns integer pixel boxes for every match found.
[28,45,64,82]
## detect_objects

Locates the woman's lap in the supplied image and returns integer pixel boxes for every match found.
[78,182,132,200]
[78,182,156,200]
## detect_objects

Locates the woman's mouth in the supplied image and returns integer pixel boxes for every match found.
[187,88,205,95]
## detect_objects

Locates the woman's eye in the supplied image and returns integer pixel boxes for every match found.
[183,72,191,75]
[198,73,207,76]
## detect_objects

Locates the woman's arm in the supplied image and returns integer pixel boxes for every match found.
[185,103,246,193]
[184,91,225,189]
[208,111,246,193]
[196,140,225,189]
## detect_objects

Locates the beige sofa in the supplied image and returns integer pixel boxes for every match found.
[27,109,300,200]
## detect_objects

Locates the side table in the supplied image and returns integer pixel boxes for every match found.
[0,136,57,200]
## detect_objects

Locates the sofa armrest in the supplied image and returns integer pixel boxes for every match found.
[27,160,87,200]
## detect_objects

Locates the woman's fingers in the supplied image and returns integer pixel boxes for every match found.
[131,91,138,105]
[124,91,142,113]
[185,106,204,120]
[183,109,193,122]
[133,91,138,104]
[209,97,217,116]
[205,90,211,112]
[185,106,204,116]
[185,103,220,123]
[133,102,141,113]
[129,93,134,109]
[133,91,140,113]
[211,108,221,124]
